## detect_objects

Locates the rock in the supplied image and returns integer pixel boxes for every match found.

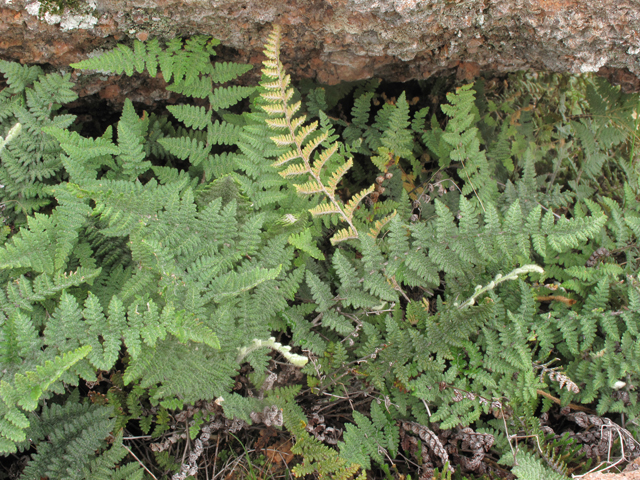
[580,458,640,480]
[581,469,640,480]
[1,0,639,101]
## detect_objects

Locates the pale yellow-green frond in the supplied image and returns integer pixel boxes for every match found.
[265,38,278,54]
[261,91,285,103]
[286,101,302,119]
[262,60,279,71]
[265,118,289,130]
[261,26,281,77]
[261,24,364,247]
[262,87,293,104]
[264,27,281,57]
[330,227,359,245]
[295,122,318,146]
[262,62,280,78]
[280,163,309,178]
[262,69,279,80]
[281,74,292,90]
[309,201,343,216]
[311,143,339,178]
[301,131,329,161]
[261,80,282,90]
[325,158,353,194]
[343,185,375,221]
[265,31,277,45]
[290,115,307,133]
[262,104,286,116]
[295,180,325,195]
[353,466,367,480]
[271,134,295,146]
[272,149,302,168]
[368,211,397,239]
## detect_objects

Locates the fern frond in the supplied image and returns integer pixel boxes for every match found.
[295,180,325,195]
[280,163,310,178]
[264,117,290,130]
[311,142,339,178]
[344,185,375,221]
[207,120,241,146]
[301,130,329,161]
[273,149,303,168]
[257,26,363,245]
[72,43,141,76]
[0,61,43,92]
[210,61,253,84]
[262,104,286,115]
[295,122,319,145]
[331,227,359,245]
[11,346,91,413]
[209,85,255,110]
[43,126,119,163]
[21,399,118,480]
[207,265,282,302]
[309,201,342,217]
[271,133,296,146]
[325,158,353,195]
[512,450,567,480]
[289,228,325,260]
[158,136,210,166]
[167,104,212,130]
[116,99,151,178]
[368,211,397,238]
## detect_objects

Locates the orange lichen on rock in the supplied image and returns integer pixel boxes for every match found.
[534,0,579,14]
[457,62,481,81]
[99,84,121,101]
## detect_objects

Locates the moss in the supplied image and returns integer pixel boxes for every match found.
[39,0,82,16]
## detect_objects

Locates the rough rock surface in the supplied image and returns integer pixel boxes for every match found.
[581,458,640,480]
[1,0,640,100]
[581,471,640,480]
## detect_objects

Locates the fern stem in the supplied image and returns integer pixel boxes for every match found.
[0,122,21,154]
[122,443,158,480]
[456,265,544,309]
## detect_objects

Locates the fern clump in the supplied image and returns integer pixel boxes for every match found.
[254,26,640,478]
[0,35,304,478]
[2,26,640,480]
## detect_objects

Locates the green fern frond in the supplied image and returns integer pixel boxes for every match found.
[207,265,282,302]
[0,61,43,93]
[158,135,210,166]
[209,85,255,110]
[22,398,121,480]
[167,104,212,130]
[512,450,567,480]
[71,37,219,83]
[289,228,325,260]
[0,345,91,452]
